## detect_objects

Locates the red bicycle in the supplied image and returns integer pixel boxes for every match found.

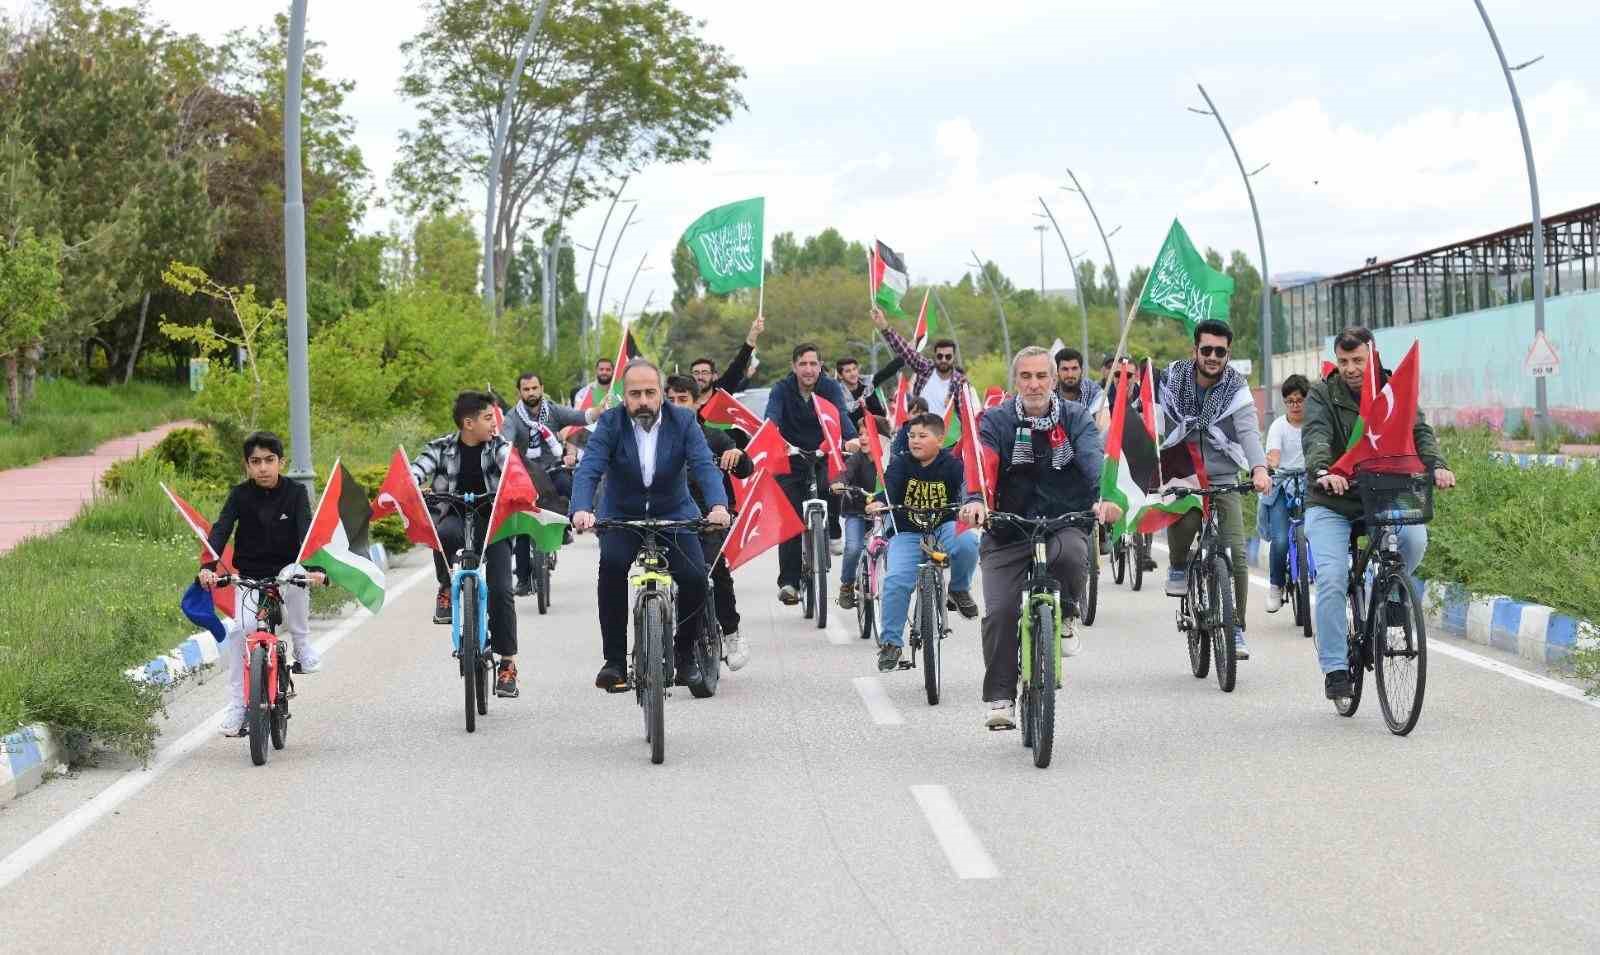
[218,574,310,766]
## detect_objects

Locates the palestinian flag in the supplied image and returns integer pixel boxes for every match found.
[911,288,937,350]
[486,450,570,552]
[870,239,909,317]
[1145,441,1206,532]
[298,461,385,613]
[603,327,644,407]
[161,482,237,618]
[700,388,762,434]
[1138,358,1160,445]
[1098,366,1162,537]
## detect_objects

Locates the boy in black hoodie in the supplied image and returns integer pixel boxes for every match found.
[865,413,980,672]
[831,416,886,610]
[197,431,326,737]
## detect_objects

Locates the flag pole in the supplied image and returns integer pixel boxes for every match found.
[757,253,765,317]
[1111,265,1156,367]
[866,245,876,308]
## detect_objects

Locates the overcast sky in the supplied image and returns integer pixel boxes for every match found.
[10,0,1598,316]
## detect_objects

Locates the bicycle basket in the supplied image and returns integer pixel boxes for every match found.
[1356,469,1433,526]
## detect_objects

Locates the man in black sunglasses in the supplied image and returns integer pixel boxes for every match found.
[1156,319,1270,660]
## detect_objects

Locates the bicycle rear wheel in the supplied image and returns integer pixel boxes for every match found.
[1335,584,1365,717]
[1112,536,1127,585]
[1209,555,1237,693]
[642,595,667,764]
[247,644,270,766]
[1082,531,1099,627]
[1030,601,1056,769]
[270,647,290,751]
[690,592,722,699]
[855,558,875,641]
[1294,528,1312,637]
[534,547,550,615]
[1186,561,1211,679]
[812,512,829,630]
[1374,573,1427,736]
[460,577,478,733]
[1131,535,1145,592]
[800,530,816,620]
[920,568,941,706]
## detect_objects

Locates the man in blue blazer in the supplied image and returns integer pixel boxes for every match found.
[572,359,731,691]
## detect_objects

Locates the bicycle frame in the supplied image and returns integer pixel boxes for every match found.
[238,581,290,709]
[1018,539,1066,688]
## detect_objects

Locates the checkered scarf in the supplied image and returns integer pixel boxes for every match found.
[1011,394,1074,470]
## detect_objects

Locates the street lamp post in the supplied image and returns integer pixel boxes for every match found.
[1035,202,1091,357]
[580,179,630,365]
[1190,83,1274,419]
[283,0,313,490]
[1063,169,1124,337]
[1033,223,1047,299]
[593,206,639,354]
[1474,0,1549,441]
[968,251,1013,363]
[618,255,651,324]
[483,0,554,324]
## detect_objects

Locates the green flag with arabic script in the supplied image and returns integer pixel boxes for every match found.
[682,197,765,294]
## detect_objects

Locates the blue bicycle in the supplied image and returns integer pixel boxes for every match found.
[425,491,495,732]
[1278,469,1314,639]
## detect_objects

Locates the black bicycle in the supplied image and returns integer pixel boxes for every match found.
[1111,527,1151,592]
[590,518,718,764]
[424,491,495,732]
[984,510,1098,769]
[876,505,960,706]
[796,450,831,629]
[525,462,574,616]
[1332,467,1434,735]
[1167,482,1255,693]
[1083,523,1102,626]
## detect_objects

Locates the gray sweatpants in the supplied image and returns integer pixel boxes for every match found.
[1165,493,1250,627]
[979,527,1089,703]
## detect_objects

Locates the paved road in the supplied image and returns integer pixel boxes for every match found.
[3,536,1599,952]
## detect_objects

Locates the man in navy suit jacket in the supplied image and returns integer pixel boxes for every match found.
[572,360,731,691]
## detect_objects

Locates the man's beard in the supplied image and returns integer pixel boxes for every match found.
[631,407,659,429]
[597,373,612,386]
[522,397,541,410]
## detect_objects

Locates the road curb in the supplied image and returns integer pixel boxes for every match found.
[1243,537,1594,668]
[1489,451,1598,471]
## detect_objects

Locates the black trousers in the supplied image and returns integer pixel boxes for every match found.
[597,528,708,668]
[776,455,828,589]
[701,529,740,636]
[433,509,517,656]
[514,466,572,582]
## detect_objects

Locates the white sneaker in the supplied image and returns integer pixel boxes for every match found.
[829,539,844,557]
[218,704,246,737]
[985,701,1016,730]
[1062,627,1083,658]
[1234,630,1250,660]
[293,644,321,674]
[723,631,749,671]
[1266,587,1283,613]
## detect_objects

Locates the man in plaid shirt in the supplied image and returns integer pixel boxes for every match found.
[870,307,969,420]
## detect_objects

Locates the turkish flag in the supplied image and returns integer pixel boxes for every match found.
[983,386,1005,409]
[862,413,889,489]
[370,447,445,552]
[700,388,763,434]
[891,375,910,428]
[957,385,992,506]
[743,420,792,478]
[1330,341,1423,478]
[718,471,805,572]
[812,393,847,480]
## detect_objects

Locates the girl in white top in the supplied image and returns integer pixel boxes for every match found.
[1263,374,1309,611]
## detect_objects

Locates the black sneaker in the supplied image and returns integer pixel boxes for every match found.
[513,578,533,598]
[949,590,979,619]
[674,648,704,688]
[495,659,520,698]
[433,588,451,625]
[1325,670,1353,700]
[596,662,627,692]
[778,585,800,606]
[877,644,903,672]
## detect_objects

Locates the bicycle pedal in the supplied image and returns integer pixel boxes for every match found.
[604,681,632,694]
[987,723,1016,732]
[897,660,916,670]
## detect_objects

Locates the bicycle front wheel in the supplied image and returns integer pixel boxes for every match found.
[812,513,829,630]
[1082,531,1099,627]
[270,648,289,751]
[800,529,816,620]
[1112,536,1127,585]
[690,592,721,699]
[534,547,550,615]
[247,644,270,766]
[1294,528,1313,637]
[1374,573,1427,736]
[920,568,941,706]
[1131,534,1145,592]
[460,576,479,733]
[1210,555,1237,693]
[1030,601,1056,769]
[642,595,667,764]
[1186,561,1210,679]
[855,558,875,641]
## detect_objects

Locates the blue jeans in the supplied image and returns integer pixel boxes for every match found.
[1263,496,1292,587]
[841,515,868,584]
[879,524,977,647]
[1306,506,1428,674]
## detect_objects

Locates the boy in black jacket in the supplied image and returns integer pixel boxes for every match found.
[831,416,885,610]
[865,413,979,672]
[197,431,327,737]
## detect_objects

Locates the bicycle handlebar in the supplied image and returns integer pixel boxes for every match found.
[1163,481,1256,498]
[587,517,716,535]
[984,510,1099,533]
[214,574,310,590]
[422,490,488,508]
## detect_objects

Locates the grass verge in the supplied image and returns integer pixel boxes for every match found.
[0,378,194,470]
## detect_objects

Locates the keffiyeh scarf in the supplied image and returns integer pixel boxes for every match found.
[1011,394,1075,471]
[1159,359,1252,469]
[515,399,551,431]
[1060,375,1102,411]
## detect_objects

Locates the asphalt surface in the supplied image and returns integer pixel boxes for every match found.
[3,537,1599,953]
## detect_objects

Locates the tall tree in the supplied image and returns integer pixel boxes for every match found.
[671,241,700,309]
[411,209,481,296]
[394,0,746,312]
[1074,259,1101,306]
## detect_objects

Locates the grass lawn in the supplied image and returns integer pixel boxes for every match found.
[0,378,194,471]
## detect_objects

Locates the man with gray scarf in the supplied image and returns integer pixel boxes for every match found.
[1159,319,1270,659]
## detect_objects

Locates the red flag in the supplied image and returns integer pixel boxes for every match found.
[161,482,237,618]
[891,376,910,428]
[370,447,444,552]
[983,386,1005,410]
[911,288,933,350]
[957,385,992,507]
[562,389,595,440]
[1330,342,1422,478]
[812,393,846,480]
[1320,360,1337,379]
[1139,358,1159,443]
[863,414,889,490]
[718,471,805,572]
[701,388,763,434]
[743,420,792,478]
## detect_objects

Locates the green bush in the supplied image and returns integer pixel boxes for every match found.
[102,426,238,497]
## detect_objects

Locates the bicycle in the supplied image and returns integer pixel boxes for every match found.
[218,573,310,766]
[1110,526,1150,592]
[424,491,495,733]
[837,487,886,642]
[875,505,959,706]
[1332,467,1434,736]
[794,449,831,629]
[1082,523,1102,626]
[591,517,718,765]
[1167,482,1256,694]
[984,510,1098,769]
[526,462,573,616]
[1274,468,1314,639]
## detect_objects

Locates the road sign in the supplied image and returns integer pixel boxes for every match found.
[1524,331,1560,378]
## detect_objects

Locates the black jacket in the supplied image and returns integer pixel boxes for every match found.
[692,424,755,513]
[835,450,877,516]
[204,477,315,579]
[978,400,1104,546]
[763,372,859,451]
[877,450,977,535]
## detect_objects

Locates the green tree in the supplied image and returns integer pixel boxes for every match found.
[394,0,746,313]
[767,230,800,276]
[0,230,66,421]
[671,241,701,309]
[411,209,481,296]
[1075,259,1101,306]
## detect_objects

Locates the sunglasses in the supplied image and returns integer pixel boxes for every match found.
[934,353,955,361]
[1198,345,1229,358]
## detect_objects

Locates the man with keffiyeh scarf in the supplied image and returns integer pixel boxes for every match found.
[502,372,598,593]
[1158,320,1270,659]
[959,346,1122,732]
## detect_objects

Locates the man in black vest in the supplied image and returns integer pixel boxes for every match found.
[959,346,1121,731]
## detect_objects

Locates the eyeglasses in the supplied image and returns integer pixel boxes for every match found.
[1284,397,1306,405]
[1198,346,1229,358]
[934,353,955,361]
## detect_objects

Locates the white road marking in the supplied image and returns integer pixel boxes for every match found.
[851,676,904,726]
[1149,541,1600,710]
[0,565,435,892]
[911,784,1000,880]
